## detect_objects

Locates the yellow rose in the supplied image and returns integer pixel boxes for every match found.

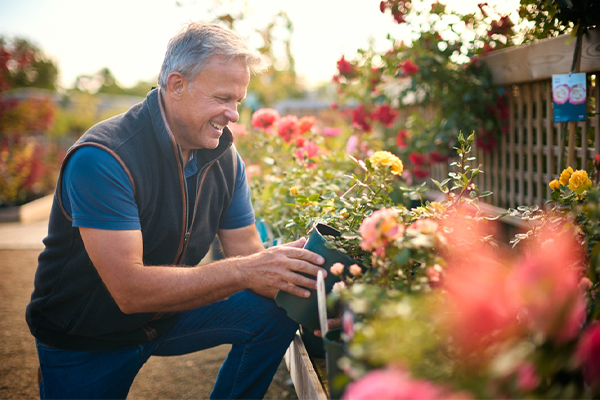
[289,186,299,196]
[369,151,404,176]
[559,166,574,185]
[548,179,561,191]
[568,170,592,195]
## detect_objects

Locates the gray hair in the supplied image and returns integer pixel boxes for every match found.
[158,22,268,91]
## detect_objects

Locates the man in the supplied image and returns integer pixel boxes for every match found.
[26,22,327,399]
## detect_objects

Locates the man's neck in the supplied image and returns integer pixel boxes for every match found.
[157,89,191,166]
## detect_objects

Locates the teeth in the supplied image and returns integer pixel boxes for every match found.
[210,122,224,131]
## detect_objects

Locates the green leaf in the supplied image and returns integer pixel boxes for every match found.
[479,191,492,197]
[308,194,320,202]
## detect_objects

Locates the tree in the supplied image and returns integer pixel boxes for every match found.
[0,36,59,91]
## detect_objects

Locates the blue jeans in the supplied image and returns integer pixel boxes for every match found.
[35,290,298,399]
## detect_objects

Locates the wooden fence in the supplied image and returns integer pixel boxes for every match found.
[430,28,600,210]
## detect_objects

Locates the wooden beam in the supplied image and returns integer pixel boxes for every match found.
[285,332,328,400]
[481,28,600,85]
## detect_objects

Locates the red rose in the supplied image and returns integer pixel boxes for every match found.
[429,151,448,163]
[409,152,427,167]
[251,108,280,130]
[372,104,398,127]
[298,115,317,134]
[412,166,430,179]
[396,129,408,148]
[401,60,419,76]
[277,115,299,143]
[576,322,600,387]
[352,104,372,132]
[337,56,356,79]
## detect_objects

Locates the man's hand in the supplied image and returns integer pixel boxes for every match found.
[218,227,327,299]
[313,317,341,338]
[242,238,326,299]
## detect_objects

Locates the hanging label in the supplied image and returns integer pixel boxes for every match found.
[552,73,587,122]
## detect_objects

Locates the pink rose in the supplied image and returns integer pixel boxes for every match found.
[343,368,451,400]
[575,322,600,387]
[251,108,280,130]
[330,262,345,276]
[277,115,300,143]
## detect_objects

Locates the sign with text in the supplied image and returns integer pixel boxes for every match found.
[552,73,587,123]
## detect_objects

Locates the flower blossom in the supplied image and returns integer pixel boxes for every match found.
[337,55,357,79]
[429,151,448,163]
[408,152,427,167]
[396,129,408,148]
[408,218,438,234]
[352,104,372,132]
[369,151,404,176]
[401,60,419,75]
[277,115,299,143]
[330,262,345,276]
[298,115,317,134]
[575,322,600,387]
[507,232,587,344]
[371,104,398,127]
[559,166,574,185]
[322,127,342,137]
[548,179,560,191]
[568,169,592,195]
[251,108,280,130]
[349,264,362,277]
[295,141,319,167]
[359,208,404,256]
[342,367,456,400]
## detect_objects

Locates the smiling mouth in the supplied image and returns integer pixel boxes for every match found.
[210,122,225,132]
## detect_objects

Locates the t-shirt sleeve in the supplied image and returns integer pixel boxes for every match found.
[61,146,141,230]
[219,152,256,230]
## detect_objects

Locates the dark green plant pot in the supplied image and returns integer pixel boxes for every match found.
[324,327,346,400]
[299,325,325,358]
[274,223,365,332]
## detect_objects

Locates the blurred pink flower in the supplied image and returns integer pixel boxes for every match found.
[575,322,600,387]
[227,122,247,137]
[298,115,317,134]
[359,208,404,256]
[407,218,438,234]
[349,264,362,277]
[331,262,345,276]
[295,141,319,167]
[346,135,359,154]
[516,363,540,391]
[245,164,262,181]
[251,108,280,130]
[277,115,300,143]
[342,367,453,400]
[322,127,342,137]
[506,232,586,344]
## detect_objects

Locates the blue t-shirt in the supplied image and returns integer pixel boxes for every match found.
[62,146,255,230]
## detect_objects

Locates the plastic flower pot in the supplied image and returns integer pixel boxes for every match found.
[274,222,365,332]
[324,327,346,400]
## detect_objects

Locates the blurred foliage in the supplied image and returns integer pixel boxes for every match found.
[0,36,59,91]
[518,0,600,43]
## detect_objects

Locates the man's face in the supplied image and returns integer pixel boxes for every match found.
[169,55,250,151]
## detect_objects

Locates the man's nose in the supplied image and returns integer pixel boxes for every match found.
[224,104,239,123]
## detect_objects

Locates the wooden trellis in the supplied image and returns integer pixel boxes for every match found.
[430,28,600,210]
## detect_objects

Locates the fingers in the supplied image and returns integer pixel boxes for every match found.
[281,237,307,249]
[313,318,342,337]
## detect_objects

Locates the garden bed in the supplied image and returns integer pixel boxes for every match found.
[0,193,53,223]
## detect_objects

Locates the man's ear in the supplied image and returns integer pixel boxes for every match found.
[166,72,185,100]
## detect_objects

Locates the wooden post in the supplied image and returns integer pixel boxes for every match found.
[566,29,584,169]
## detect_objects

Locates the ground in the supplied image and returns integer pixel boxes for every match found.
[0,249,298,399]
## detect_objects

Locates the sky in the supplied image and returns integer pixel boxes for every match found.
[0,0,520,91]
